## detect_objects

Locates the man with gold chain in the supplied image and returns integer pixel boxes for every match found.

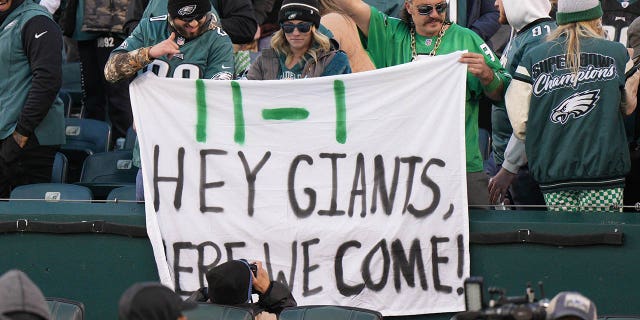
[334,0,511,206]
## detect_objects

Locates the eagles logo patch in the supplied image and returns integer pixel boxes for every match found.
[550,89,600,125]
[178,5,196,16]
[287,13,297,20]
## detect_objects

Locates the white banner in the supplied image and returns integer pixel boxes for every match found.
[130,52,469,316]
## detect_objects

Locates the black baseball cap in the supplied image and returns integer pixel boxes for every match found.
[118,282,197,320]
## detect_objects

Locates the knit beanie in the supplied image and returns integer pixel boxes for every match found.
[278,0,321,28]
[556,0,603,25]
[167,0,210,20]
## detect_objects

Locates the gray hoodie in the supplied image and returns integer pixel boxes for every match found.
[503,0,552,32]
[0,270,51,320]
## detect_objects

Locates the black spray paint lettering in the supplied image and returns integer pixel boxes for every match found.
[334,235,464,296]
[288,154,446,219]
[153,145,446,218]
[170,236,465,297]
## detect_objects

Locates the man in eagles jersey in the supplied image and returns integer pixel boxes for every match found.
[104,0,234,200]
[333,0,511,207]
[487,0,557,209]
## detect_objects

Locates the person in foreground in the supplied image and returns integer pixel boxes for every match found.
[188,260,296,319]
[0,270,51,320]
[546,291,597,320]
[119,282,197,320]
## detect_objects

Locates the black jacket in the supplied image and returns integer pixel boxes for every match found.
[187,281,297,316]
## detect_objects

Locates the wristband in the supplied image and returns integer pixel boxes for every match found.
[483,71,502,93]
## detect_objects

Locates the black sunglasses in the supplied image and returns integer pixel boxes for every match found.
[178,13,206,23]
[280,22,313,34]
[417,2,448,15]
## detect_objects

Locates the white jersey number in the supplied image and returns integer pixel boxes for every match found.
[144,60,201,79]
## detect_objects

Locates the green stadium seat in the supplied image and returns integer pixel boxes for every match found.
[183,303,254,320]
[279,305,383,320]
[106,185,137,202]
[51,152,69,184]
[79,150,137,200]
[10,183,93,201]
[61,118,111,182]
[47,297,85,320]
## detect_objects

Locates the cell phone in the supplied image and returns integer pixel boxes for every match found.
[464,277,484,311]
[249,263,258,277]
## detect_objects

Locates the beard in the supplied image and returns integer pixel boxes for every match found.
[170,14,211,39]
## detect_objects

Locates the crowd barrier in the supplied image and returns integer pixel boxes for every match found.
[1,202,638,319]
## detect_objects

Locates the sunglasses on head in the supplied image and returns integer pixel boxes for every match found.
[280,22,313,34]
[417,2,448,15]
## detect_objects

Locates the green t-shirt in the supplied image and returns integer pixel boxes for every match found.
[277,54,306,80]
[363,7,511,172]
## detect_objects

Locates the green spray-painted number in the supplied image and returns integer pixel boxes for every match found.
[262,108,310,120]
[232,81,245,145]
[196,79,207,142]
[334,80,346,144]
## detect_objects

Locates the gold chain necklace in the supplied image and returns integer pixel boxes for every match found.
[410,21,450,61]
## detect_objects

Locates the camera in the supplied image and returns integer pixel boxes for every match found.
[249,263,258,277]
[455,277,548,320]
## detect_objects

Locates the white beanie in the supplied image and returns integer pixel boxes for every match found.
[556,0,603,25]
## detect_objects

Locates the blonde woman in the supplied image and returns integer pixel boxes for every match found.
[247,0,351,80]
[505,0,639,211]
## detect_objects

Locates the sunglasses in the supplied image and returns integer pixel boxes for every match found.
[416,2,448,15]
[178,13,206,23]
[281,22,313,34]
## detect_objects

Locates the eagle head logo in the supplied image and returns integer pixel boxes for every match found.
[550,89,600,125]
[178,5,196,16]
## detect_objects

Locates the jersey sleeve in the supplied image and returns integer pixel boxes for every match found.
[505,56,533,140]
[364,6,406,68]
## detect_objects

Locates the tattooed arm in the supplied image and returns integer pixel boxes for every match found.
[104,47,153,83]
[104,32,180,83]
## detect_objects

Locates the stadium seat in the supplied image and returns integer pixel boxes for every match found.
[279,305,382,320]
[106,185,137,201]
[51,152,69,184]
[57,91,72,118]
[61,61,84,117]
[47,297,85,320]
[61,118,111,182]
[183,303,254,320]
[79,150,137,200]
[9,183,93,201]
[123,126,137,151]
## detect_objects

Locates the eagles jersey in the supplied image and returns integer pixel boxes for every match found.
[601,0,640,45]
[364,6,511,173]
[113,15,234,80]
[512,37,630,191]
[492,19,557,165]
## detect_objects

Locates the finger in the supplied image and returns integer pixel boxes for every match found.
[168,32,176,41]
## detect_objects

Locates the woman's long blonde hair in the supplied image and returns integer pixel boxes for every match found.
[547,18,605,75]
[271,25,331,66]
